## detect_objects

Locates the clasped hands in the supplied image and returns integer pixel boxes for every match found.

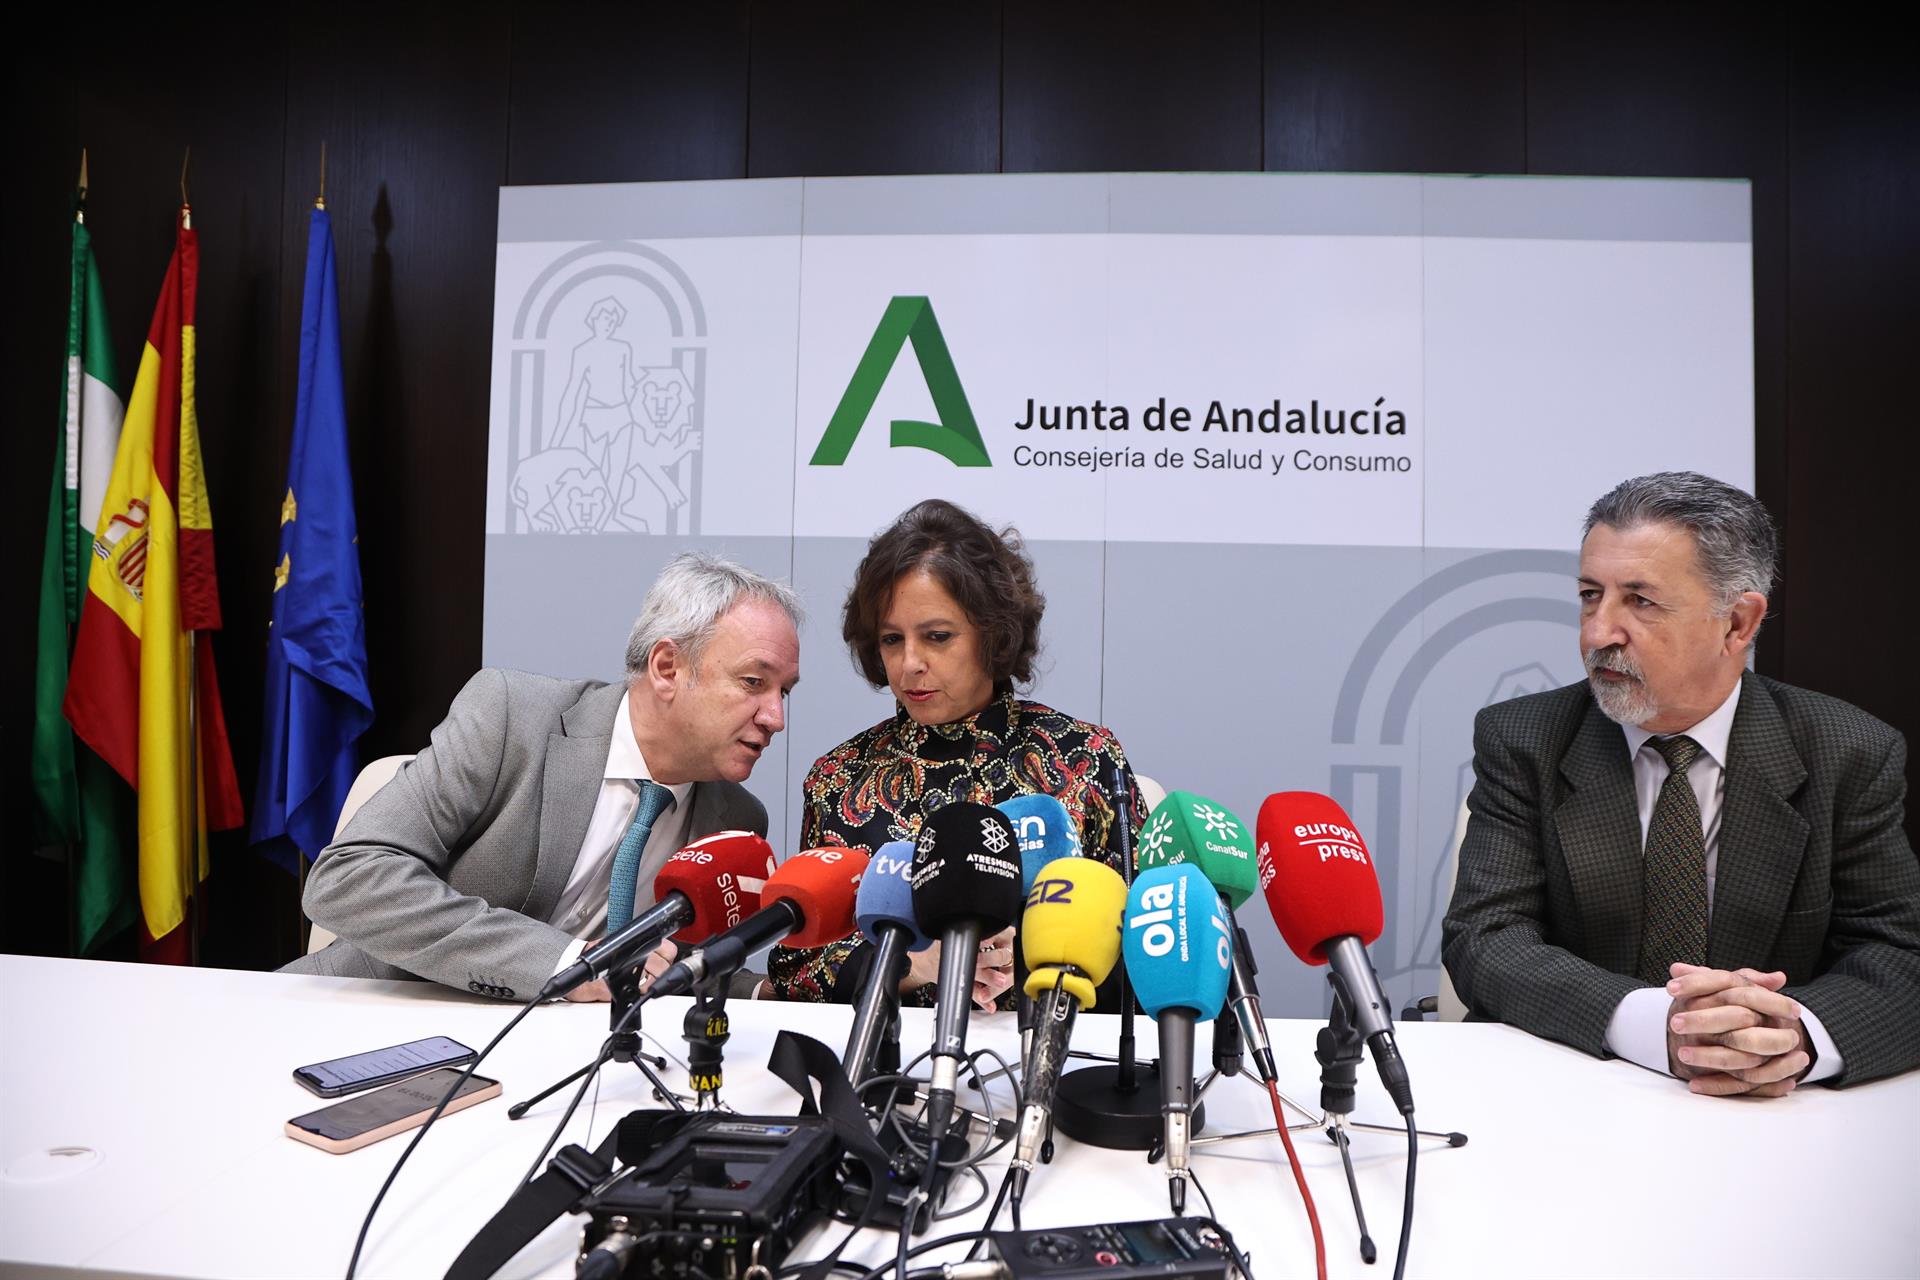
[1665,962,1813,1098]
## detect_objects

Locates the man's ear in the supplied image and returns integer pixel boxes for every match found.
[645,639,683,701]
[1724,591,1767,656]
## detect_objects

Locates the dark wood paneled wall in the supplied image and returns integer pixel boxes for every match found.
[5,2,1913,967]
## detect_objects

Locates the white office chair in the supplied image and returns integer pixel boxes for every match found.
[1427,797,1471,1021]
[1133,772,1168,818]
[304,754,415,955]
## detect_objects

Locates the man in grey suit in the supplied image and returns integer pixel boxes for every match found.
[1444,472,1920,1093]
[284,553,802,1002]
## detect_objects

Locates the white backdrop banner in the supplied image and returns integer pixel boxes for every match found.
[485,173,1753,1017]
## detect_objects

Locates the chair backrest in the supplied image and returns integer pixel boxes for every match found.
[1436,795,1472,1022]
[304,754,415,956]
[1133,773,1168,820]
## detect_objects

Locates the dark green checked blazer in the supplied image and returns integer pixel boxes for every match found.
[1442,675,1920,1086]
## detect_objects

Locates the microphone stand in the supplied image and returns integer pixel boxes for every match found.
[1317,990,1378,1265]
[1052,764,1204,1150]
[509,960,684,1119]
[1189,984,1469,1266]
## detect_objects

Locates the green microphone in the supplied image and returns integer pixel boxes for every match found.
[1134,791,1274,1082]
[1136,790,1257,904]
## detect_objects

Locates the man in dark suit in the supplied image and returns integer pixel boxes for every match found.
[283,553,802,1002]
[1443,472,1920,1092]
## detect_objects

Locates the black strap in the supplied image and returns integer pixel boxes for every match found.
[767,1031,895,1280]
[444,1127,622,1280]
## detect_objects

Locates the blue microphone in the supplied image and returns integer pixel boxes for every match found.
[842,840,929,1086]
[1000,793,1084,1062]
[1123,863,1232,1214]
[1003,793,1084,891]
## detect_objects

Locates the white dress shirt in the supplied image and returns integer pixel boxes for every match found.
[546,691,694,975]
[1603,677,1843,1081]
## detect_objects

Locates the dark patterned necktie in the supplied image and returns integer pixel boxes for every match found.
[606,781,675,932]
[1636,734,1708,984]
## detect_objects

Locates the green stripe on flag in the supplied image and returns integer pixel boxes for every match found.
[33,206,134,952]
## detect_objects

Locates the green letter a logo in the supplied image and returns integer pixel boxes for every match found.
[810,296,991,467]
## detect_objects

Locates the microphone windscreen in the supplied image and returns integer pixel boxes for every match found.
[857,840,932,951]
[764,846,871,949]
[910,802,1023,935]
[998,793,1083,892]
[653,830,775,942]
[1122,864,1232,1021]
[1021,856,1126,1008]
[1256,791,1383,965]
[1135,790,1256,908]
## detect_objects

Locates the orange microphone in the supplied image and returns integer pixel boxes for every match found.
[648,845,870,997]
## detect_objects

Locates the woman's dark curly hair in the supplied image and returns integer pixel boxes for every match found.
[843,499,1046,691]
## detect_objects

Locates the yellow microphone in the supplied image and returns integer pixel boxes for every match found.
[1012,857,1127,1211]
[1022,856,1126,1008]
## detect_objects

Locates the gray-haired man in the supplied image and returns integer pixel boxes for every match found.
[285,553,802,1002]
[1444,472,1920,1091]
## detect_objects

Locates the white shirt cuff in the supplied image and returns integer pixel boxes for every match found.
[552,937,589,978]
[1604,986,1675,1075]
[1798,1005,1845,1084]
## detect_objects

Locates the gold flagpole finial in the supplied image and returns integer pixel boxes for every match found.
[77,148,89,224]
[180,147,192,228]
[316,140,327,211]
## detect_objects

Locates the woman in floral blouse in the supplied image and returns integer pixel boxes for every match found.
[766,499,1146,1007]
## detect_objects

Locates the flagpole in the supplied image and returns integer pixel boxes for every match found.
[180,194,201,966]
[66,146,88,959]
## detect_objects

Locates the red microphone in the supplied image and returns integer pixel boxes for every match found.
[654,830,776,942]
[1257,793,1384,964]
[540,830,774,999]
[1257,792,1412,1114]
[649,845,870,997]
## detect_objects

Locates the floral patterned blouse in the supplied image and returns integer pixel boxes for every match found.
[766,690,1147,1005]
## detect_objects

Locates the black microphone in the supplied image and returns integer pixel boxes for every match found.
[538,832,774,1000]
[649,846,868,998]
[909,802,1023,1150]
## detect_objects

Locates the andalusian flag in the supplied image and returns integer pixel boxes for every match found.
[64,212,245,963]
[32,180,137,953]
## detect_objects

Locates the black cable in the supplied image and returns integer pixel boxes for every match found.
[344,995,540,1279]
[514,985,666,1193]
[966,1170,1015,1260]
[513,1036,617,1191]
[1192,1215,1255,1280]
[934,1163,991,1220]
[850,1230,998,1280]
[773,1221,870,1279]
[1190,1166,1220,1223]
[1392,1112,1417,1280]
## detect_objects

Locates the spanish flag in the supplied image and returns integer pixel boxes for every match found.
[64,211,244,963]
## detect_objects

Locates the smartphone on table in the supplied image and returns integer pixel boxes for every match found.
[285,1068,500,1154]
[292,1035,476,1098]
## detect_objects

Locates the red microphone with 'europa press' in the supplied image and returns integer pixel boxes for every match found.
[1256,792,1413,1115]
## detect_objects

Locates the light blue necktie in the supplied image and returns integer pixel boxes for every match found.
[606,780,675,932]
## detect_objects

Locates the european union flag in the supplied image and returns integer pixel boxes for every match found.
[251,207,374,874]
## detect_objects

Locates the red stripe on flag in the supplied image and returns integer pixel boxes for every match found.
[179,527,222,630]
[63,604,142,787]
[196,637,246,831]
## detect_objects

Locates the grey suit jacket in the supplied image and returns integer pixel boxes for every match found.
[282,669,768,1001]
[1442,675,1920,1085]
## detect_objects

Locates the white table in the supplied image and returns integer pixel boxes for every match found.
[2,955,1916,1279]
